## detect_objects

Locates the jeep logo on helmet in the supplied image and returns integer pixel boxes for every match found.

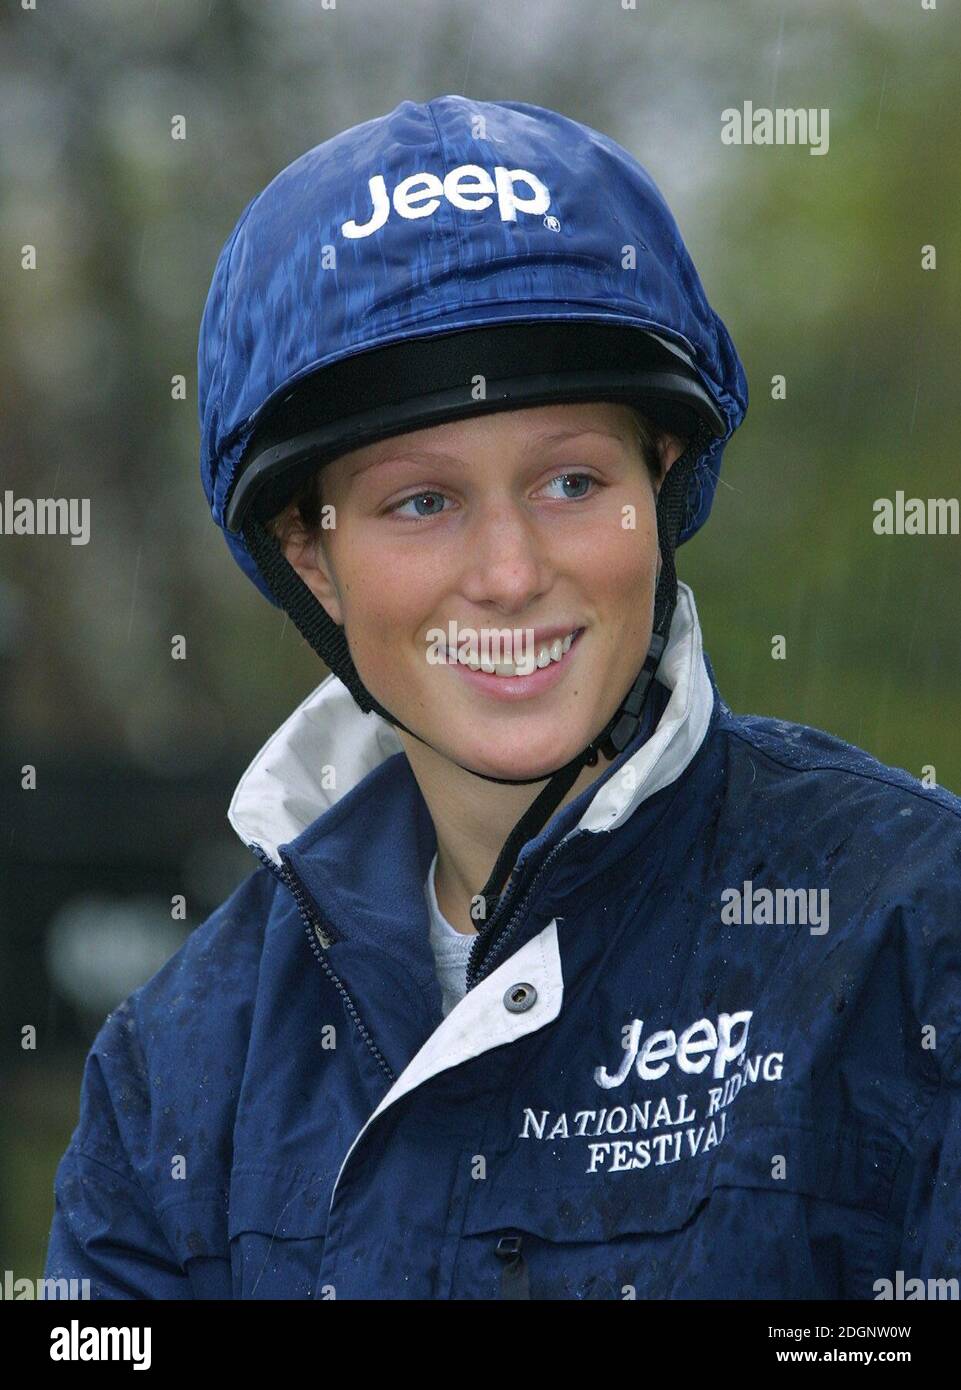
[341,164,552,239]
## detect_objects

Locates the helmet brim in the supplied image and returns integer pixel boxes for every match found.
[223,321,726,534]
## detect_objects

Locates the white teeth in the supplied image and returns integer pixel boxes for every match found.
[457,629,579,677]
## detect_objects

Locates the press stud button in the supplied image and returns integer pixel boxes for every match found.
[503,982,537,1013]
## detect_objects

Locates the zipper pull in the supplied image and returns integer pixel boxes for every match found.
[494,1234,531,1299]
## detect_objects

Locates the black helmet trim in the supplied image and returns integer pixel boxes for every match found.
[223,321,726,534]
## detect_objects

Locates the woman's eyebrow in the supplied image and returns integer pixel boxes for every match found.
[348,447,465,480]
[531,426,630,449]
[348,427,628,480]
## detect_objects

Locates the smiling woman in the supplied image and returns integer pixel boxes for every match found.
[261,401,686,901]
[44,94,961,1305]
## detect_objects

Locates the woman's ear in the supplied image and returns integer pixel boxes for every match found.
[275,516,345,627]
[653,431,689,492]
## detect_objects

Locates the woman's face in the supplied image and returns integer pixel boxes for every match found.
[281,401,685,780]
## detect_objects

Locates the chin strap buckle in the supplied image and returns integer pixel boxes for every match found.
[589,631,667,764]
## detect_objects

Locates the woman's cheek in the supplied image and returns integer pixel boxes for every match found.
[591,518,656,597]
[342,566,424,701]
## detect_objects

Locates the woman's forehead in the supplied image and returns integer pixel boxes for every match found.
[333,400,642,480]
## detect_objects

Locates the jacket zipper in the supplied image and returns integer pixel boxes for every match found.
[249,842,396,1084]
[466,836,573,990]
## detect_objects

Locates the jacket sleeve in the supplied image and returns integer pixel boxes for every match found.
[44,1152,195,1299]
[866,803,961,1289]
[42,864,277,1300]
[895,1028,961,1287]
[43,1005,196,1300]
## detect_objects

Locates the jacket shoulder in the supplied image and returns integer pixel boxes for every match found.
[64,861,280,1177]
[717,703,961,833]
[715,704,961,1071]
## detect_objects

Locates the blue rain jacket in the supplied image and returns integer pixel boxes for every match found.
[43,583,961,1299]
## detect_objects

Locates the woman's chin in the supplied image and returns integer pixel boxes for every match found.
[448,733,591,784]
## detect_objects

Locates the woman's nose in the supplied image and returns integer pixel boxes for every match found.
[458,501,553,611]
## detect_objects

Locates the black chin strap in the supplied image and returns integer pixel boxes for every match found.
[242,420,712,914]
[467,419,710,914]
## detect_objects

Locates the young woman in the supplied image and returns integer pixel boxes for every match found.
[45,95,961,1301]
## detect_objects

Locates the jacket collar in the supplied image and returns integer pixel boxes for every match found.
[228,580,717,866]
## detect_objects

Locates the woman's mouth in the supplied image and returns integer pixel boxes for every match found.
[448,628,585,701]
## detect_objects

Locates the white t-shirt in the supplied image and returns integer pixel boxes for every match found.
[424,852,476,1017]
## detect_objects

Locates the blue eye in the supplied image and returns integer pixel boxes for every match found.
[392,491,450,518]
[544,473,596,500]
